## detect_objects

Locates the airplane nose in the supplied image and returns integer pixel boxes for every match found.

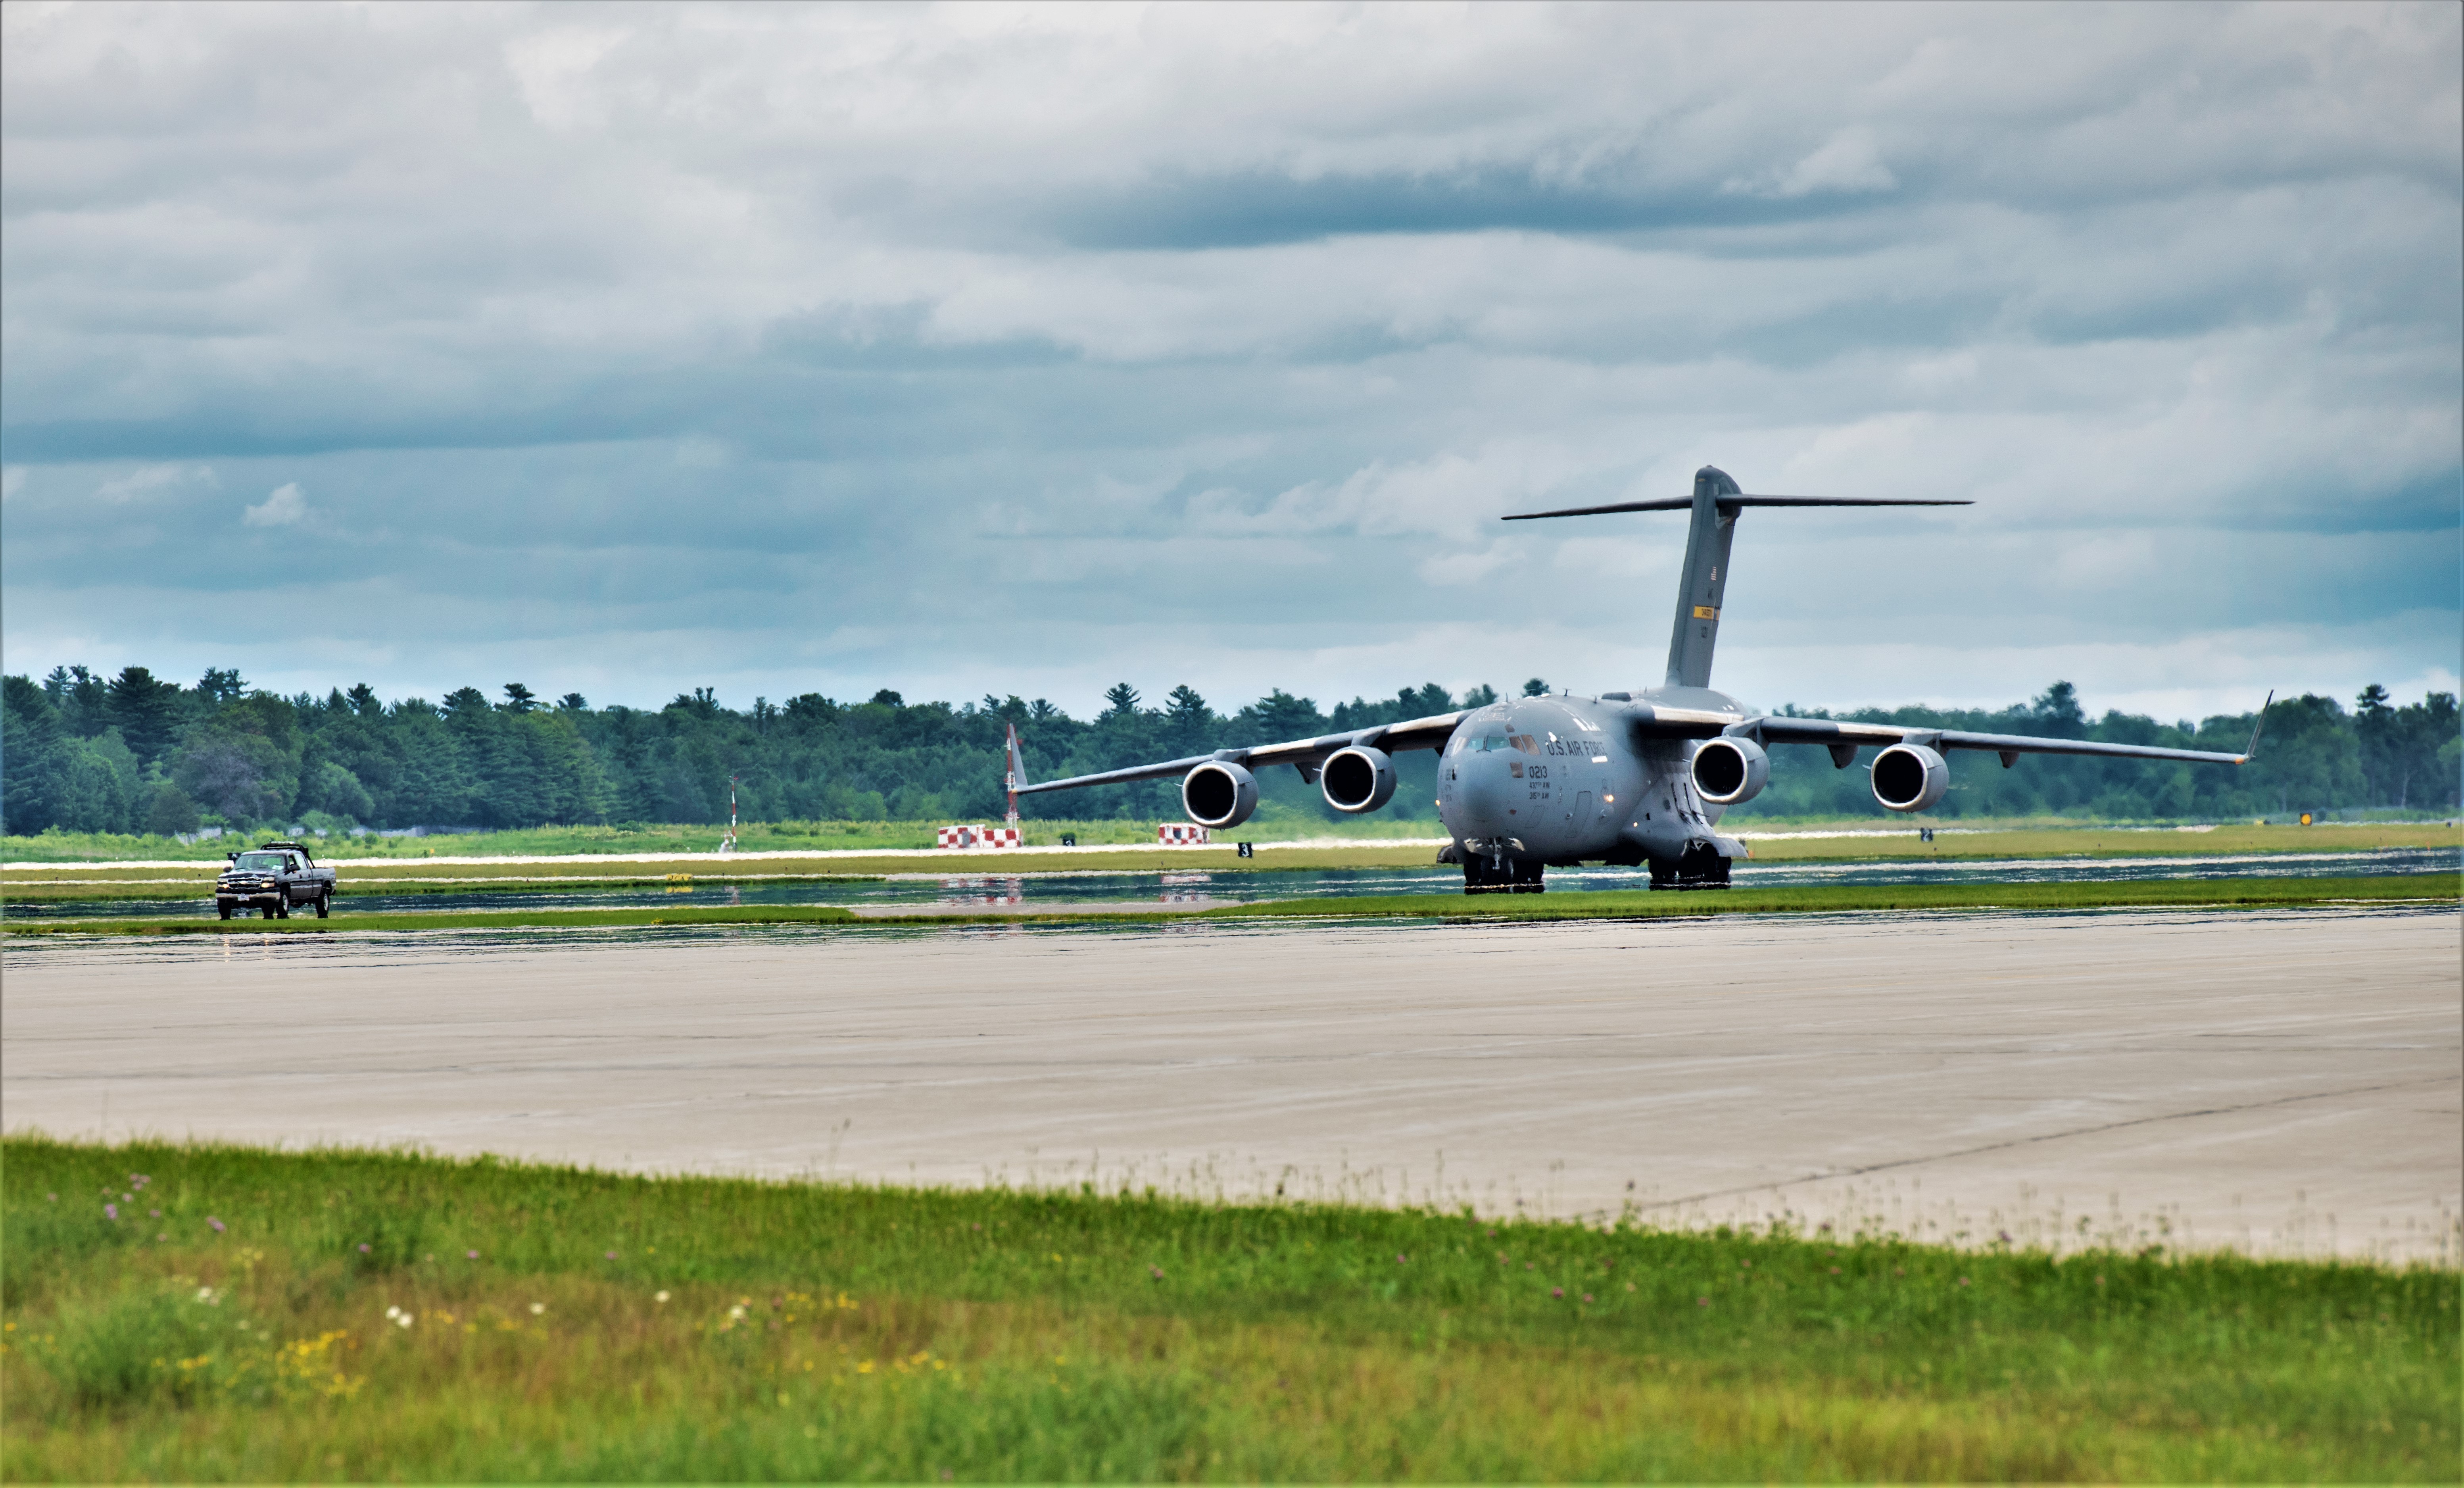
[1454,761,1509,831]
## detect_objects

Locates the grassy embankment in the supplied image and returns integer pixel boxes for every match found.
[3,1140,2453,1482]
[4,874,2452,936]
[3,823,2456,908]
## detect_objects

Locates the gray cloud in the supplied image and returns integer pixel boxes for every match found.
[3,1,2456,724]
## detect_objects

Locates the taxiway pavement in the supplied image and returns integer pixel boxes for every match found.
[4,907,2455,1261]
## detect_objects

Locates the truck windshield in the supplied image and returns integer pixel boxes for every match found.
[232,852,288,871]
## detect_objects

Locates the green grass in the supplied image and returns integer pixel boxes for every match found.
[2,1138,2453,1482]
[1227,872,2461,923]
[10,817,2452,865]
[0,815,1451,864]
[3,873,2452,936]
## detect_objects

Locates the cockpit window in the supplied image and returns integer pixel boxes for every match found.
[1463,734,1540,754]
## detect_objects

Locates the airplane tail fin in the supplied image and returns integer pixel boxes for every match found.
[1503,465,1971,689]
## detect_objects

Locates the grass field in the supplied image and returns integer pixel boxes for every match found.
[0,815,1453,865]
[4,873,2452,936]
[1,1139,2452,1482]
[3,823,2455,907]
[6,817,2454,869]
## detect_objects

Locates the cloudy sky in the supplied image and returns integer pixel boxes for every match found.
[4,1,2456,723]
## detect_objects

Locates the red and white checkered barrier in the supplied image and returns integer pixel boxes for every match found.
[1156,823,1210,846]
[937,824,1022,849]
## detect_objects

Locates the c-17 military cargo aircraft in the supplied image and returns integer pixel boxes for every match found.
[1014,465,2262,893]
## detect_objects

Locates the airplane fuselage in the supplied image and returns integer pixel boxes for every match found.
[1437,686,1749,877]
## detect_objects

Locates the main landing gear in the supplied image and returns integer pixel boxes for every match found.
[1461,855,1544,895]
[1648,841,1732,891]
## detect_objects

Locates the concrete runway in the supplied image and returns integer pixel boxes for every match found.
[4,906,2456,1262]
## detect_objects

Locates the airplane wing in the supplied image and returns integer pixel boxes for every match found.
[1015,710,1468,796]
[1617,706,2253,766]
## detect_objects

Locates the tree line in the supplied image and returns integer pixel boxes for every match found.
[2,665,2456,839]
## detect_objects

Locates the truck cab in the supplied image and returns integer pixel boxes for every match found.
[215,840,338,920]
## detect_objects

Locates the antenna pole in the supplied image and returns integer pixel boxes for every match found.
[719,775,739,854]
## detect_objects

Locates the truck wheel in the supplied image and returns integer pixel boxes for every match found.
[260,905,277,919]
[315,892,330,919]
[275,899,290,919]
[218,904,233,921]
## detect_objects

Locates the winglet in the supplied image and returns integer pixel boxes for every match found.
[2239,691,2274,763]
[1005,722,1032,790]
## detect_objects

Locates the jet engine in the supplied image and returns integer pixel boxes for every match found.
[1870,743,1950,813]
[1320,746,1398,814]
[1690,736,1769,806]
[1181,760,1259,829]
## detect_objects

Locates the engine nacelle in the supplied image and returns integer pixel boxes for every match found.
[1182,760,1259,829]
[1691,736,1769,806]
[1320,746,1398,814]
[1871,743,1949,813]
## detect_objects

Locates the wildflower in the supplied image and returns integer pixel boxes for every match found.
[196,1286,219,1304]
[1395,1253,1408,1264]
[47,1192,57,1202]
[655,1290,670,1303]
[385,1305,399,1319]
[156,1233,168,1242]
[1696,1296,1710,1307]
[1625,1281,1635,1292]
[358,1243,371,1253]
[1582,1293,1594,1303]
[131,1174,150,1190]
[605,1250,618,1261]
[396,1314,413,1329]
[1148,1266,1164,1281]
[209,1217,226,1233]
[1552,1287,1563,1299]
[104,1203,118,1221]
[528,1303,545,1315]
[1956,1276,1971,1288]
[1829,1267,1841,1275]
[150,1209,161,1219]
[466,1250,479,1260]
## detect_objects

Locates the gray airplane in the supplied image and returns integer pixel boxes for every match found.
[1016,465,2260,893]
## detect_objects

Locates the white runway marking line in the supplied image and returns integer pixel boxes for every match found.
[3,907,2454,1262]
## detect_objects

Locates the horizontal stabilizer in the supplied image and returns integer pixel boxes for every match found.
[1504,495,1972,521]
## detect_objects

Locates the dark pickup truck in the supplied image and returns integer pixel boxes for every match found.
[215,840,338,920]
